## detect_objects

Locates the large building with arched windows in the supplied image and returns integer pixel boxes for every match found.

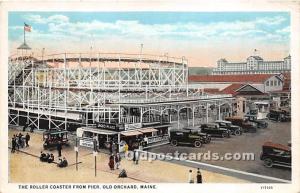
[212,55,291,75]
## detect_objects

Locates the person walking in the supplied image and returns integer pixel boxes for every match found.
[196,168,202,183]
[25,133,30,147]
[134,150,139,165]
[18,133,24,148]
[188,169,194,183]
[14,135,19,151]
[57,141,62,157]
[115,153,121,169]
[11,136,16,153]
[108,154,115,170]
[111,142,116,154]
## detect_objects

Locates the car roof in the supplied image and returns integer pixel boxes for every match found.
[263,141,290,151]
[203,123,219,126]
[225,116,244,120]
[215,120,231,124]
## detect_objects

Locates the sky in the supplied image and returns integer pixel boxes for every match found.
[8,12,290,67]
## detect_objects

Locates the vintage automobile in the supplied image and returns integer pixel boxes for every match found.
[225,116,257,133]
[260,141,291,168]
[214,120,242,135]
[182,127,212,144]
[244,114,268,129]
[169,128,211,147]
[43,129,69,150]
[199,123,230,138]
[268,109,291,122]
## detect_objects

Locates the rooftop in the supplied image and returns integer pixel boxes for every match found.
[189,74,277,83]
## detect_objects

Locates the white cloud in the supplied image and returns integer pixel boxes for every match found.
[24,14,69,24]
[17,14,290,48]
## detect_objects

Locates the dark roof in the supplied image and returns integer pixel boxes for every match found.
[263,141,290,151]
[220,84,244,96]
[189,74,276,83]
[248,56,263,60]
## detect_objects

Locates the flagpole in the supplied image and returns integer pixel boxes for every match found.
[23,23,26,44]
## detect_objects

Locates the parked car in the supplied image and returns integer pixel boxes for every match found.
[199,123,230,138]
[244,114,268,129]
[260,141,291,168]
[182,127,211,144]
[268,109,291,122]
[169,128,210,147]
[214,120,242,135]
[225,116,257,133]
[43,129,69,149]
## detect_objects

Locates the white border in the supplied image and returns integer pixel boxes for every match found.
[0,1,299,193]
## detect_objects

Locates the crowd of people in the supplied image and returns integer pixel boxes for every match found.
[40,151,55,163]
[40,151,68,168]
[11,132,31,153]
[108,153,122,170]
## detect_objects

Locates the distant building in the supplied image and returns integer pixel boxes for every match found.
[212,55,291,75]
[189,74,284,93]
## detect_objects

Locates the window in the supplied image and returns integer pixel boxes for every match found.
[274,81,277,86]
[270,80,273,86]
[266,81,269,86]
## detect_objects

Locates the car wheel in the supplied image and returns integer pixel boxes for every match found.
[170,140,178,146]
[194,140,202,148]
[234,130,242,136]
[263,158,273,168]
[264,123,268,128]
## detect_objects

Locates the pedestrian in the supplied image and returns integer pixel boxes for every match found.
[14,135,19,151]
[30,125,34,133]
[115,153,121,169]
[111,142,116,154]
[196,168,202,183]
[57,141,62,157]
[23,124,27,132]
[25,133,30,147]
[48,154,55,163]
[133,150,139,165]
[109,140,113,154]
[143,135,148,147]
[188,169,194,183]
[108,154,115,170]
[11,137,16,153]
[124,143,129,156]
[40,151,47,162]
[18,133,24,148]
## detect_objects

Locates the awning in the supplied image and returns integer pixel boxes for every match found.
[121,130,143,137]
[138,128,158,133]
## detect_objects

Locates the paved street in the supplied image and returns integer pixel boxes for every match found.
[8,127,249,183]
[149,120,291,180]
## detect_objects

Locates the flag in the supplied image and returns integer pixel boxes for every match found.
[24,23,31,32]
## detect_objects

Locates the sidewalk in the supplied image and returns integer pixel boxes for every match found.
[8,127,250,183]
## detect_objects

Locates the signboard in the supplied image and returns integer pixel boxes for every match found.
[125,123,142,130]
[79,139,94,148]
[96,122,124,131]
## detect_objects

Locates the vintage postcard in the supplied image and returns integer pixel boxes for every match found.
[0,0,299,193]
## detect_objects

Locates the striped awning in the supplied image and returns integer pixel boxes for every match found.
[138,128,158,133]
[121,130,143,136]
